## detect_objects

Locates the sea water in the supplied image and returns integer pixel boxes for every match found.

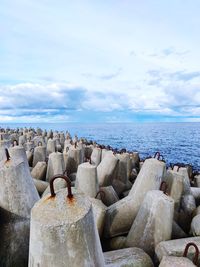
[1,122,199,170]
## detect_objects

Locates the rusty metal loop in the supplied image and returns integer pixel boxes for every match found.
[5,148,10,161]
[85,156,92,164]
[95,190,106,200]
[29,147,34,153]
[154,151,161,160]
[38,141,42,146]
[159,155,165,161]
[183,242,199,265]
[170,163,174,169]
[50,174,73,199]
[159,181,168,194]
[12,139,18,146]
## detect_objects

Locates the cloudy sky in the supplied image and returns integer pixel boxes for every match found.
[1,0,200,123]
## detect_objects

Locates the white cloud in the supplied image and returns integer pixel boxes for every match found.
[0,79,200,122]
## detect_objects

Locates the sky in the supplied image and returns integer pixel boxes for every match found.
[0,0,200,123]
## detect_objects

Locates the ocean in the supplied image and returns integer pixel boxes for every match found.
[1,122,200,171]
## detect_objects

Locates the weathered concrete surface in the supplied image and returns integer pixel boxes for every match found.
[97,153,118,187]
[104,158,166,238]
[101,149,111,160]
[75,162,99,198]
[115,153,130,185]
[19,134,26,146]
[29,190,105,267]
[46,152,65,182]
[33,179,49,195]
[32,146,46,167]
[84,145,93,159]
[159,256,195,267]
[0,217,30,267]
[106,236,127,251]
[0,159,39,217]
[155,237,200,265]
[0,138,11,162]
[172,221,187,239]
[25,141,34,152]
[130,152,140,169]
[191,187,200,205]
[91,147,102,166]
[59,132,65,149]
[181,194,196,215]
[89,197,107,237]
[177,167,192,194]
[9,146,30,168]
[31,161,47,180]
[0,159,39,267]
[178,167,195,207]
[66,145,83,173]
[98,186,119,206]
[0,138,11,149]
[191,214,200,236]
[32,136,45,147]
[46,138,56,156]
[126,190,174,257]
[104,247,154,267]
[165,170,184,211]
[194,174,200,187]
[26,150,33,166]
[111,179,127,196]
[193,205,200,217]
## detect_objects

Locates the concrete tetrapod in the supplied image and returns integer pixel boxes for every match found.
[0,149,39,267]
[89,197,107,237]
[98,186,119,206]
[9,145,30,168]
[155,237,200,265]
[178,167,196,214]
[159,242,199,266]
[66,144,83,173]
[104,247,154,267]
[31,161,47,180]
[18,134,26,146]
[165,170,184,211]
[191,214,200,236]
[104,158,166,238]
[32,136,45,147]
[46,152,65,182]
[191,187,200,205]
[97,152,118,187]
[115,153,130,185]
[91,147,102,166]
[33,179,49,195]
[46,138,56,156]
[0,136,11,162]
[75,162,99,198]
[194,175,200,188]
[125,190,174,257]
[25,141,34,152]
[29,175,105,267]
[32,145,46,167]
